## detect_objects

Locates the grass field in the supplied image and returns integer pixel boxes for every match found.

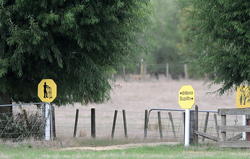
[52,79,235,139]
[1,144,250,159]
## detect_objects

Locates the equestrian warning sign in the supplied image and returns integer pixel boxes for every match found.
[179,85,195,109]
[38,79,57,103]
[236,86,250,108]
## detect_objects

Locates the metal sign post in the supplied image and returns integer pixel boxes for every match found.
[45,103,51,140]
[184,109,190,146]
[178,85,195,147]
[243,115,246,140]
[38,79,57,141]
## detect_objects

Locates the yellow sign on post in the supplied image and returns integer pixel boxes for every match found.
[179,85,195,109]
[236,86,250,108]
[38,79,57,103]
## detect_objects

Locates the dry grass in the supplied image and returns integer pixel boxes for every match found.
[54,79,235,138]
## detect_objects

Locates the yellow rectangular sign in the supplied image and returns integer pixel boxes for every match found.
[236,86,250,108]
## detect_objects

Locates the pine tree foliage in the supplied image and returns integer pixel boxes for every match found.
[183,0,250,93]
[0,0,149,104]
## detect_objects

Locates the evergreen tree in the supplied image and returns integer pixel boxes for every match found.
[180,0,250,92]
[0,0,150,105]
[136,0,183,78]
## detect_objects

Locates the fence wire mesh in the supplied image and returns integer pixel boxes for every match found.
[114,63,189,81]
[0,103,45,141]
[54,108,246,143]
[0,104,246,143]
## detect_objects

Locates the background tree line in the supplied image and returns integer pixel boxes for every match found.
[0,0,150,106]
[178,0,250,93]
[125,0,250,93]
[0,0,249,106]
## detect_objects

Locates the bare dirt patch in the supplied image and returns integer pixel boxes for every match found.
[60,142,178,151]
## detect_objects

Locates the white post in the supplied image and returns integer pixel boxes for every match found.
[140,58,144,78]
[184,64,189,79]
[185,109,190,147]
[243,115,246,140]
[166,63,169,78]
[45,103,51,141]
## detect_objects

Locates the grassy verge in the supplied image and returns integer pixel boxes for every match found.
[0,138,174,148]
[0,144,250,159]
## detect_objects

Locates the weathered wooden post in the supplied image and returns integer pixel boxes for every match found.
[246,115,250,141]
[193,105,199,144]
[122,66,126,80]
[91,108,96,138]
[202,112,209,141]
[122,110,128,138]
[165,63,169,78]
[214,114,219,138]
[189,110,195,144]
[73,109,79,137]
[184,64,189,79]
[221,114,226,141]
[158,111,163,139]
[111,110,118,139]
[182,111,185,141]
[144,110,148,138]
[168,112,176,138]
[51,105,56,139]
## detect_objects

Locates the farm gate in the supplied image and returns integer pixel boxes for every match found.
[218,108,250,148]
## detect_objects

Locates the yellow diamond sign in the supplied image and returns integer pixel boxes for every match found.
[179,85,195,109]
[236,86,250,108]
[38,79,57,103]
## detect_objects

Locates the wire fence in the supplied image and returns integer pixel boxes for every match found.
[0,104,246,143]
[0,103,45,141]
[114,63,190,81]
[54,107,246,143]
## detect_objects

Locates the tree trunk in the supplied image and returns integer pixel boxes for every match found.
[0,93,12,115]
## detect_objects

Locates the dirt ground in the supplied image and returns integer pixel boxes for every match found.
[60,142,178,151]
[54,78,236,138]
[94,79,235,110]
[57,78,235,113]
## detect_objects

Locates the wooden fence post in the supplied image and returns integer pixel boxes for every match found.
[91,108,96,138]
[51,105,56,139]
[183,111,185,141]
[202,112,209,141]
[144,110,148,138]
[73,109,79,137]
[190,110,195,144]
[165,63,169,78]
[158,111,163,139]
[122,66,126,80]
[111,110,118,139]
[214,114,219,138]
[122,110,128,138]
[168,112,176,138]
[193,105,199,144]
[184,64,189,79]
[221,114,226,141]
[246,115,250,141]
